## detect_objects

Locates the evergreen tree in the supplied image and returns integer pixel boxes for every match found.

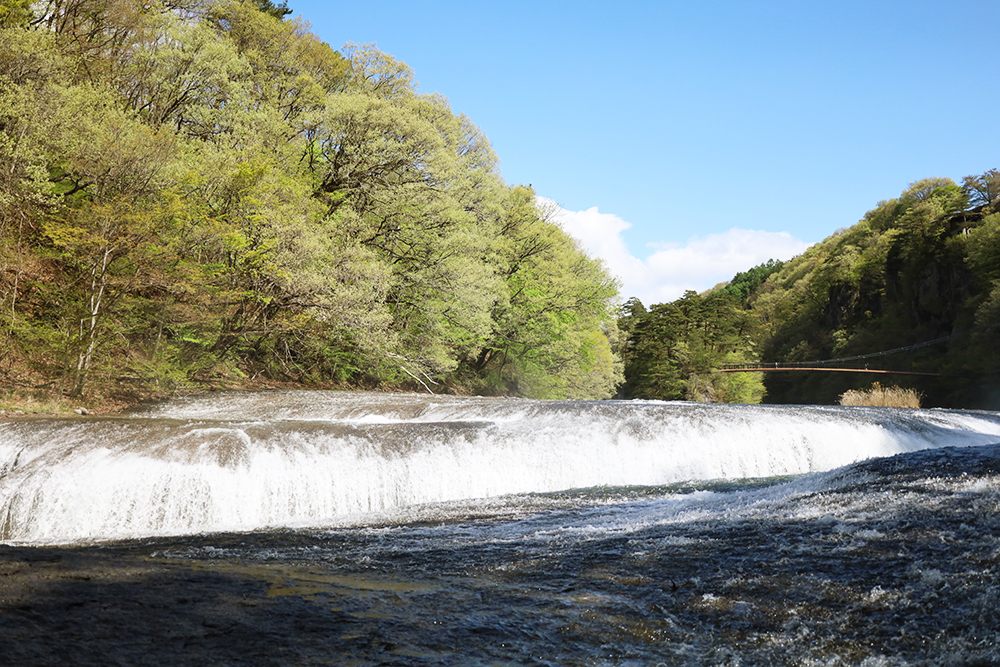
[253,0,292,19]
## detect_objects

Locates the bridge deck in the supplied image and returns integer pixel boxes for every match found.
[718,365,939,376]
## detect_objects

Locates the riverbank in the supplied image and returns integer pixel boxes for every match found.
[0,376,396,419]
[0,362,486,418]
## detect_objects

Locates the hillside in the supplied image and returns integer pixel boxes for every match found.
[618,173,1000,409]
[0,0,622,411]
[3,2,997,413]
[752,175,1000,408]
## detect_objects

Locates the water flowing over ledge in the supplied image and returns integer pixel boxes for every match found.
[2,391,999,544]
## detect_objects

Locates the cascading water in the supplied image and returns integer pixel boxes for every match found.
[3,391,1000,665]
[2,391,999,544]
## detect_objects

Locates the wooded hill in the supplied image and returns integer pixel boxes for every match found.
[618,173,1000,410]
[0,0,623,408]
[3,2,997,412]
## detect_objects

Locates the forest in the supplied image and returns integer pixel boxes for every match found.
[0,0,623,409]
[618,173,1000,410]
[2,1,998,412]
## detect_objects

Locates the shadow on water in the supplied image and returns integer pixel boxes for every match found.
[3,448,1000,666]
[0,545,398,667]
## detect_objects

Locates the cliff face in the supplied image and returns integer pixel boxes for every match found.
[885,211,982,331]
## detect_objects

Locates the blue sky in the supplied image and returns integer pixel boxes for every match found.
[291,0,1000,305]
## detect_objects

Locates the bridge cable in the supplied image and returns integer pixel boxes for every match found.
[720,323,996,370]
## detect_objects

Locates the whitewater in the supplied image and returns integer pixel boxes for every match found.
[1,391,999,665]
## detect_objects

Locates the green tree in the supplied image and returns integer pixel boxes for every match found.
[35,83,181,395]
[962,169,1000,208]
[44,194,182,396]
[720,258,784,302]
[453,188,622,398]
[301,46,510,381]
[747,175,1000,407]
[620,290,762,402]
[252,0,291,19]
[0,6,628,403]
[209,0,348,127]
[0,0,32,26]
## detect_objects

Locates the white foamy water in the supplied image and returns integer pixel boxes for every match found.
[1,391,999,544]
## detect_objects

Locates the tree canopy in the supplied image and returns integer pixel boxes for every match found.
[4,0,997,411]
[0,0,622,405]
[619,172,1000,409]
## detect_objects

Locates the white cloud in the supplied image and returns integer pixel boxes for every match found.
[541,197,813,306]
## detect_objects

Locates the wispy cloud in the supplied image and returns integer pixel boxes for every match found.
[541,198,813,306]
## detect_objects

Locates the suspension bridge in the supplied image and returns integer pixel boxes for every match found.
[717,363,939,376]
[717,326,992,377]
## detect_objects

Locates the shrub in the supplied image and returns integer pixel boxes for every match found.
[839,382,922,408]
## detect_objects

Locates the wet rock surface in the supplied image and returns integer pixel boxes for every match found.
[1,445,999,665]
[0,545,371,666]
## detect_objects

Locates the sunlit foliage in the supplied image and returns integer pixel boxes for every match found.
[618,170,1000,409]
[747,175,1000,408]
[0,1,622,402]
[617,291,764,403]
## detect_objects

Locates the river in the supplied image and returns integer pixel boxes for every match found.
[1,391,999,665]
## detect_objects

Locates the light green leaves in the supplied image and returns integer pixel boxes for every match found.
[0,5,625,399]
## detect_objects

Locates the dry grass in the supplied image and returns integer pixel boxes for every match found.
[0,382,151,417]
[839,382,922,408]
[0,389,77,416]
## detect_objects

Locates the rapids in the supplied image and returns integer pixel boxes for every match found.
[1,391,999,543]
[2,391,1000,665]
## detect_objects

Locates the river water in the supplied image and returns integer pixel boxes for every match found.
[2,391,1000,665]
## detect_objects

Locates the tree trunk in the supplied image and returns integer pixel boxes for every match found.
[69,248,111,399]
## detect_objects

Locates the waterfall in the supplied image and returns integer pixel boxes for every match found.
[2,391,999,544]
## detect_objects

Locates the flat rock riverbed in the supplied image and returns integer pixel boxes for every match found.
[0,542,377,666]
[2,443,999,667]
[3,396,1000,665]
